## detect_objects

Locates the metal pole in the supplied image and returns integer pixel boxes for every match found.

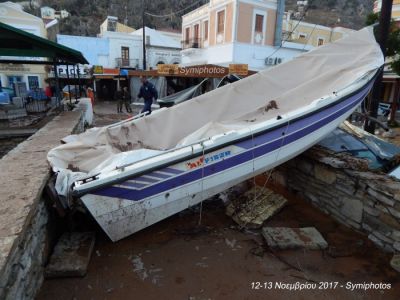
[53,59,61,109]
[364,0,393,133]
[74,65,78,101]
[77,65,81,98]
[389,79,399,123]
[66,64,72,103]
[142,0,146,70]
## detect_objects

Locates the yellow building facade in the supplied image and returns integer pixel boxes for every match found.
[282,13,354,48]
[100,17,135,35]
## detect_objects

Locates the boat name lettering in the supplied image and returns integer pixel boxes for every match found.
[186,157,204,169]
[186,150,231,170]
[204,150,231,164]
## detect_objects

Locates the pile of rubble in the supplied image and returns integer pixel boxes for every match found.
[223,184,329,251]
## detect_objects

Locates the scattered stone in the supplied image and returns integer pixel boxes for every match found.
[44,232,95,278]
[390,255,400,273]
[224,238,237,248]
[379,212,400,231]
[314,164,336,184]
[393,242,400,252]
[226,186,287,228]
[262,227,328,250]
[131,255,148,280]
[368,233,385,248]
[340,198,363,223]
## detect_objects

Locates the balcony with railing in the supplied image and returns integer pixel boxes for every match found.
[115,58,140,68]
[181,38,202,50]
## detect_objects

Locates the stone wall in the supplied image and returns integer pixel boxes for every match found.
[0,201,49,299]
[0,111,84,300]
[272,147,400,253]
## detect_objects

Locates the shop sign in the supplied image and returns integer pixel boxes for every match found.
[93,65,103,74]
[229,64,248,76]
[157,64,179,75]
[0,65,30,72]
[48,65,91,79]
[157,64,228,77]
[102,68,119,75]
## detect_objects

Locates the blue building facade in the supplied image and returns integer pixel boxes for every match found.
[57,35,109,66]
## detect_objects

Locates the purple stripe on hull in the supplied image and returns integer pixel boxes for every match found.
[91,80,372,201]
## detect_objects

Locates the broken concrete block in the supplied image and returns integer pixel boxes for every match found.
[390,254,400,273]
[45,232,95,278]
[262,227,328,250]
[226,186,287,228]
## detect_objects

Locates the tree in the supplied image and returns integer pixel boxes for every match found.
[366,12,400,75]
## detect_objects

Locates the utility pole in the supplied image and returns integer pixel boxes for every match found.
[364,0,393,133]
[142,0,147,70]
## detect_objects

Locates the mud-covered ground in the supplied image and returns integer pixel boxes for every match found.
[37,101,400,300]
[37,184,400,300]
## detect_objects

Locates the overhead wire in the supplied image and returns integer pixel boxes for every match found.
[265,0,314,60]
[145,0,206,18]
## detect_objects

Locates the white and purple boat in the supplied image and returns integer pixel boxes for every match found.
[48,28,383,241]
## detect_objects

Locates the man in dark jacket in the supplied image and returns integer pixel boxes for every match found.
[138,76,158,115]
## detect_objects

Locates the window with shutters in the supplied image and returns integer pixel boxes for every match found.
[255,14,263,33]
[185,27,190,42]
[217,10,225,34]
[204,20,208,40]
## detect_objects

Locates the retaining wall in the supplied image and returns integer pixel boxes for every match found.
[272,146,400,253]
[0,111,83,300]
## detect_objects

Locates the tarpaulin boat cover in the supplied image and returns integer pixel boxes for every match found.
[48,28,384,187]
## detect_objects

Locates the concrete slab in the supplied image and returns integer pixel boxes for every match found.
[45,232,95,278]
[262,227,328,250]
[226,186,287,228]
[390,254,400,273]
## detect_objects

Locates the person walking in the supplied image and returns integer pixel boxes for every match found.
[115,87,124,113]
[137,76,158,115]
[123,86,132,113]
[87,87,95,106]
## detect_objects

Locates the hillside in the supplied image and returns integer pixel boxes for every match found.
[21,0,374,36]
[27,0,209,36]
[286,0,374,30]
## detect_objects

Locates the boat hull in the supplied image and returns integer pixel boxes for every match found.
[81,79,373,241]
